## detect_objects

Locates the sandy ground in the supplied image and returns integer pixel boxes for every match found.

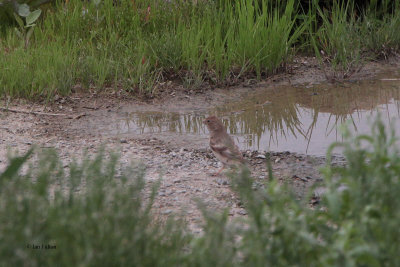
[1,56,398,232]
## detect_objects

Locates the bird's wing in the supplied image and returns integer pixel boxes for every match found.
[210,135,244,162]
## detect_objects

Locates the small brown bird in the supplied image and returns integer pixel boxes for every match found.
[203,115,246,175]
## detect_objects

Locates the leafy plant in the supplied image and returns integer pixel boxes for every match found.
[0,148,188,266]
[13,3,42,48]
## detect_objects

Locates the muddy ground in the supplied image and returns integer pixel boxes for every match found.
[1,57,398,232]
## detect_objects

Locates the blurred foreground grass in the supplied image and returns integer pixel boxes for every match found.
[1,117,400,265]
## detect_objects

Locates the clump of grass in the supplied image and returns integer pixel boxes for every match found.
[227,116,400,265]
[310,1,363,79]
[309,0,400,80]
[0,148,188,266]
[0,41,78,98]
[360,10,400,58]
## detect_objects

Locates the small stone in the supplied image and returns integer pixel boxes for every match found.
[256,154,266,159]
[310,198,320,205]
[162,210,173,215]
[120,139,127,143]
[173,179,181,183]
[292,174,308,182]
[299,176,308,182]
[238,210,247,215]
[216,179,229,185]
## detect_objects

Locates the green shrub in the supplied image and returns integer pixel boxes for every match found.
[228,116,400,265]
[0,148,188,266]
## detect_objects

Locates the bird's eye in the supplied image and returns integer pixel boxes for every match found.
[207,120,210,123]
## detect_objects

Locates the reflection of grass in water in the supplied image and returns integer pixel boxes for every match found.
[216,80,400,150]
[216,100,305,149]
[123,112,205,134]
[119,80,400,151]
[305,82,400,142]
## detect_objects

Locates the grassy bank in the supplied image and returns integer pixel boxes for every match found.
[1,117,400,265]
[0,0,399,99]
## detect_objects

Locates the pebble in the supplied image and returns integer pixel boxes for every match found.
[216,179,229,185]
[300,177,308,182]
[120,139,127,143]
[162,210,172,215]
[238,210,247,215]
[256,154,266,159]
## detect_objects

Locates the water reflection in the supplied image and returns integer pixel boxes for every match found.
[113,73,400,155]
[214,79,400,154]
[115,111,206,135]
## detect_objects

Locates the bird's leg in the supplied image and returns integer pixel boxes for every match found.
[215,166,225,176]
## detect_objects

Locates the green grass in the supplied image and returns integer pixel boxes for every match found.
[311,1,362,79]
[0,148,188,266]
[1,117,400,265]
[309,0,400,79]
[1,0,400,99]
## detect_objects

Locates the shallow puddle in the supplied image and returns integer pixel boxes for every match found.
[111,71,400,156]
